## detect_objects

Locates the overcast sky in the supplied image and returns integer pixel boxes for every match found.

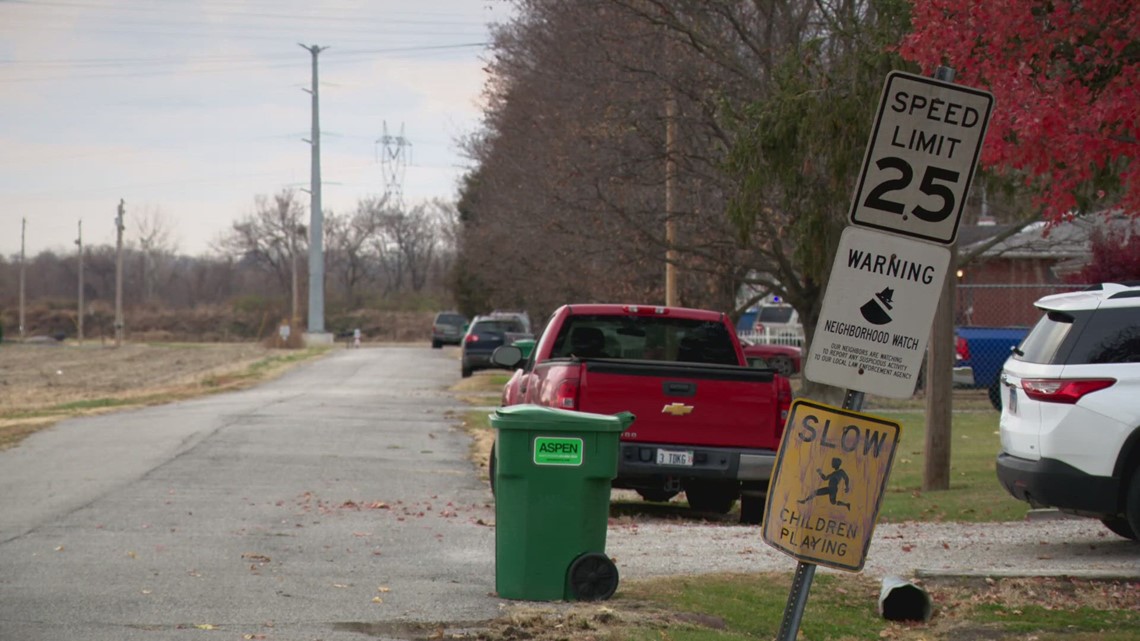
[0,0,512,259]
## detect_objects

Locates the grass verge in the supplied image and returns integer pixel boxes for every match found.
[486,573,1139,641]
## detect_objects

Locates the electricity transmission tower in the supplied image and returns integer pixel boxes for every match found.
[376,121,411,208]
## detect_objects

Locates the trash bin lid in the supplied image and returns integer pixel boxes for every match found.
[490,404,634,433]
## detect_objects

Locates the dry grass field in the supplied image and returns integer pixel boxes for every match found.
[0,341,326,450]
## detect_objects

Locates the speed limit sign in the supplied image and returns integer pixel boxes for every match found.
[849,71,993,245]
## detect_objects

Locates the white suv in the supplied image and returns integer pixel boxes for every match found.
[996,282,1140,540]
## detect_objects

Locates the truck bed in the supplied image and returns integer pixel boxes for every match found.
[569,359,781,450]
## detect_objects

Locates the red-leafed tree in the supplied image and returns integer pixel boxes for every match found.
[901,0,1138,220]
[1067,227,1140,284]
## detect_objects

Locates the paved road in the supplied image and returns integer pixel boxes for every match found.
[0,346,498,641]
[4,345,1137,641]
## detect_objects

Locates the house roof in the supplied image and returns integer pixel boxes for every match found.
[961,215,1131,260]
[957,223,1017,248]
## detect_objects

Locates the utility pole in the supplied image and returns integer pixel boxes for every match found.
[19,218,26,342]
[300,43,330,340]
[664,93,678,306]
[115,199,125,347]
[76,220,84,345]
[923,66,959,492]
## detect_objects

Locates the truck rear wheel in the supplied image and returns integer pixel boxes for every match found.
[683,479,739,515]
[739,493,765,525]
[988,379,1003,411]
[636,489,679,503]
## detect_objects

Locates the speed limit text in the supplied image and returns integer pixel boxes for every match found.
[887,92,984,161]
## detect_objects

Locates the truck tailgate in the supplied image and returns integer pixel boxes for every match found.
[576,360,781,449]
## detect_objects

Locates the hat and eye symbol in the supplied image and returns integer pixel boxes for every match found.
[860,287,895,325]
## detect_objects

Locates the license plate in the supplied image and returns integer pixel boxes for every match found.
[1008,386,1018,415]
[656,449,694,466]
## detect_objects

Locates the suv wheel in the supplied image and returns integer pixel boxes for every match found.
[1101,515,1137,541]
[1125,466,1140,541]
[432,339,442,349]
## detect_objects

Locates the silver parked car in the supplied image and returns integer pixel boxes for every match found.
[431,311,468,349]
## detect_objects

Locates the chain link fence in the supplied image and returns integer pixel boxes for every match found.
[954,283,1087,328]
[950,284,1088,407]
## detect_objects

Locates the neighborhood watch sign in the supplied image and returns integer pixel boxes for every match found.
[804,226,950,398]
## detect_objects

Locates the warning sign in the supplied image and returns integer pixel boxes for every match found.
[803,226,950,398]
[762,400,901,572]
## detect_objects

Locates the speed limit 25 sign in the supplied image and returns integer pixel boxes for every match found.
[849,71,994,245]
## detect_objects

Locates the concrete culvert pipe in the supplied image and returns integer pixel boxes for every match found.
[878,576,932,622]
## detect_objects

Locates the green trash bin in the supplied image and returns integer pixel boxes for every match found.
[512,338,537,361]
[490,404,634,601]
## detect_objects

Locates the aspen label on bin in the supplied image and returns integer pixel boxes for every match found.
[762,400,901,572]
[533,436,584,466]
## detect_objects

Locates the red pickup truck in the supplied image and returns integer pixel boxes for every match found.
[490,304,792,524]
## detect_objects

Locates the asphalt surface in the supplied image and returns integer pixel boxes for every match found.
[3,346,1138,641]
[1,346,498,641]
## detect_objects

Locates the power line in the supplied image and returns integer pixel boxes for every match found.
[0,42,490,84]
[4,0,493,25]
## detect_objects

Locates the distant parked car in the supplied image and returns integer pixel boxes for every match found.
[460,314,532,377]
[739,298,804,346]
[431,312,468,349]
[996,282,1140,540]
[741,341,801,378]
[954,326,1031,409]
[490,309,532,334]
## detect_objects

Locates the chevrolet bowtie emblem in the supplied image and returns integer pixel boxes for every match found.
[661,402,694,416]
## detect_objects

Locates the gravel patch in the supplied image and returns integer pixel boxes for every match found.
[606,516,1140,581]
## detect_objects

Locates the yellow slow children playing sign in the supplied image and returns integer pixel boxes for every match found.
[761,399,901,571]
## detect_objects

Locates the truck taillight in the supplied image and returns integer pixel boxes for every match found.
[776,376,793,425]
[554,379,579,410]
[955,335,970,361]
[1021,378,1115,404]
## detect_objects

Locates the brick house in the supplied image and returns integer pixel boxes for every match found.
[954,214,1136,326]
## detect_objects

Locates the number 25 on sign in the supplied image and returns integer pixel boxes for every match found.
[849,71,994,246]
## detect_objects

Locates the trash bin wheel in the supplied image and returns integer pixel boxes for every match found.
[567,552,619,601]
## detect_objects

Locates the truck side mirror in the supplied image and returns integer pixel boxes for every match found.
[492,345,523,369]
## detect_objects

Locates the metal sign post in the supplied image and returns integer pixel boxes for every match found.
[768,67,991,641]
